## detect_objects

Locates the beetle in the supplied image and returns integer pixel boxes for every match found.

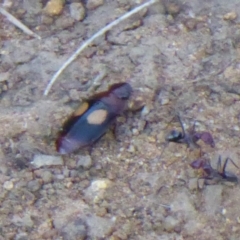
[56,82,132,154]
[190,156,239,185]
[166,115,215,149]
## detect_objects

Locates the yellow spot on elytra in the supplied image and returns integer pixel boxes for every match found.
[87,109,107,125]
[73,102,89,117]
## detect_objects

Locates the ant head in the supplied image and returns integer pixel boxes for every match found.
[166,130,183,142]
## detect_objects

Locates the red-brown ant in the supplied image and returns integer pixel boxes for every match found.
[166,115,215,149]
[190,156,239,185]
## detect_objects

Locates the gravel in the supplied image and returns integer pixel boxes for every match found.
[31,155,63,168]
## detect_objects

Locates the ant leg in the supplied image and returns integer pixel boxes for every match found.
[217,155,222,172]
[191,120,197,133]
[221,157,239,183]
[221,157,239,174]
[224,157,239,170]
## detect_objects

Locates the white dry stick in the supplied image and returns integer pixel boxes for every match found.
[0,7,41,39]
[44,0,159,96]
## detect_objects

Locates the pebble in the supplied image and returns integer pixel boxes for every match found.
[55,15,75,29]
[233,125,239,131]
[161,98,170,105]
[41,171,53,184]
[91,179,111,191]
[44,0,64,16]
[86,0,104,10]
[69,2,85,21]
[184,18,198,30]
[15,232,28,240]
[69,89,80,101]
[162,215,179,232]
[31,154,63,168]
[70,170,79,178]
[61,220,87,240]
[164,2,181,15]
[141,105,151,117]
[27,179,42,192]
[12,213,34,228]
[86,214,115,238]
[77,155,92,169]
[22,189,36,205]
[0,72,10,82]
[132,128,139,135]
[41,15,54,25]
[3,180,14,190]
[223,11,237,21]
[188,178,198,190]
[84,179,112,201]
[2,0,13,8]
[127,145,135,153]
[221,208,227,215]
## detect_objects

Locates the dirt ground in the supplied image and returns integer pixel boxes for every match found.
[1,0,240,239]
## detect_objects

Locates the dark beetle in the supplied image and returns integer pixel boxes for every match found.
[56,82,132,154]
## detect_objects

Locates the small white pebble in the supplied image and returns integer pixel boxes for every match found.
[222,208,227,215]
[31,154,63,168]
[175,152,182,157]
[233,125,240,131]
[209,119,215,124]
[3,180,14,190]
[223,11,237,21]
[161,98,170,105]
[91,179,111,191]
[141,106,150,116]
[3,0,13,8]
[127,145,135,153]
[132,128,139,135]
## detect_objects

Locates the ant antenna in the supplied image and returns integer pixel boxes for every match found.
[177,114,186,138]
[218,156,239,173]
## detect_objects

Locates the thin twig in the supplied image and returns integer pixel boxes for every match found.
[44,0,159,96]
[0,7,41,39]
